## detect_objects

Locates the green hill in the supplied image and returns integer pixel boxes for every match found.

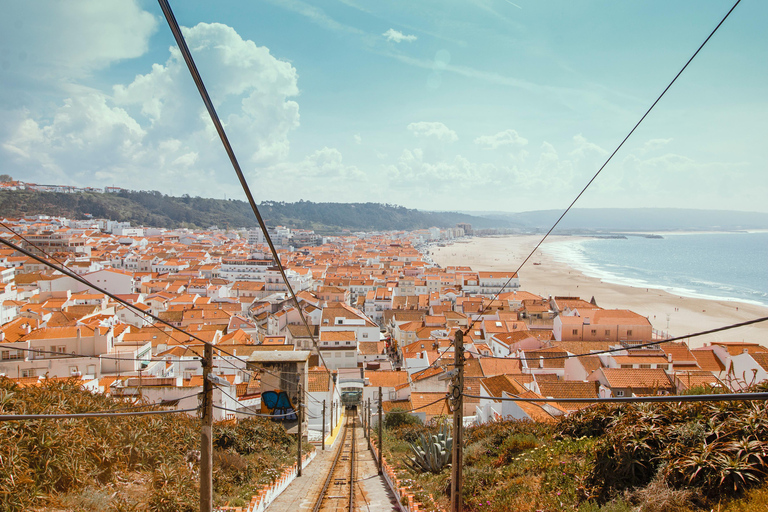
[0,189,509,233]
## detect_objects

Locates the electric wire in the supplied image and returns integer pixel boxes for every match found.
[0,343,163,363]
[157,0,328,371]
[461,0,743,336]
[460,391,768,404]
[0,234,269,379]
[0,222,266,380]
[213,404,300,419]
[0,237,218,357]
[0,407,199,422]
[491,313,768,362]
[385,394,449,415]
[1,220,207,366]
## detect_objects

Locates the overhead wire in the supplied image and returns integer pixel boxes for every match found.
[0,407,199,422]
[460,391,768,404]
[461,0,744,336]
[2,222,328,407]
[1,221,206,364]
[0,234,263,378]
[213,405,300,419]
[0,343,162,363]
[157,0,329,372]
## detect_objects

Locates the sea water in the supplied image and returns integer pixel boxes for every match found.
[544,232,768,307]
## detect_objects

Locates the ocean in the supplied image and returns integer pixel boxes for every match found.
[543,232,768,307]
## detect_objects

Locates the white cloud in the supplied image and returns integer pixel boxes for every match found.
[634,138,674,156]
[3,93,145,173]
[354,134,362,145]
[0,0,156,81]
[383,28,417,43]
[2,22,302,197]
[474,129,528,149]
[407,122,458,143]
[568,134,609,161]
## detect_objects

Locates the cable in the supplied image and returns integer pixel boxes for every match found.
[0,234,265,379]
[386,394,449,414]
[461,0,743,336]
[157,0,327,371]
[1,220,208,366]
[0,343,165,363]
[213,404,300,418]
[504,314,768,362]
[461,391,768,404]
[0,407,199,422]
[0,237,214,354]
[248,366,325,405]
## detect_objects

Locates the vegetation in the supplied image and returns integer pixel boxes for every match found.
[384,407,424,429]
[405,422,452,474]
[0,377,305,512]
[382,392,768,512]
[0,189,508,232]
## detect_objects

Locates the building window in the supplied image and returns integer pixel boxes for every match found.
[627,330,633,336]
[572,329,578,335]
[590,329,597,335]
[639,364,651,369]
[605,330,610,336]
[616,390,624,397]
[362,332,368,339]
[21,369,35,378]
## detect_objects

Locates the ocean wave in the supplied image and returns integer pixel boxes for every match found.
[542,235,768,308]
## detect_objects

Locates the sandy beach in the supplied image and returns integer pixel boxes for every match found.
[429,235,768,349]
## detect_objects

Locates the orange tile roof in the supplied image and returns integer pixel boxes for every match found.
[478,357,523,377]
[600,368,673,390]
[691,348,726,372]
[366,371,409,388]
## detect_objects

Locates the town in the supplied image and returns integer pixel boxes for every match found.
[2,211,765,436]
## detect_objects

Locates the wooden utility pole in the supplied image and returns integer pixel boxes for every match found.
[297,383,303,477]
[367,398,371,440]
[200,343,213,512]
[322,400,326,451]
[377,386,383,475]
[450,330,464,512]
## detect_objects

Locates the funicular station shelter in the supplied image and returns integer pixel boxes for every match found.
[247,350,309,431]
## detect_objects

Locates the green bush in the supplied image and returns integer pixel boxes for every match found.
[385,408,423,429]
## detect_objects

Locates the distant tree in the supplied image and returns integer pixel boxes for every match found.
[0,174,13,182]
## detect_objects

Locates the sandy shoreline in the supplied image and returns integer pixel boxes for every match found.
[429,235,768,349]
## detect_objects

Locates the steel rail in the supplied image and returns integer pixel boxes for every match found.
[349,414,356,512]
[312,413,351,512]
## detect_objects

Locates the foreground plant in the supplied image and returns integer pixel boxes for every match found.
[405,422,452,474]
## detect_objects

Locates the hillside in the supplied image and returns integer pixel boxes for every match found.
[383,386,768,512]
[0,377,305,512]
[0,189,509,233]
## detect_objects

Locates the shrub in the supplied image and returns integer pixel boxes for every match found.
[385,408,423,429]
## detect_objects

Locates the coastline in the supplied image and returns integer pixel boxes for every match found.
[428,235,768,349]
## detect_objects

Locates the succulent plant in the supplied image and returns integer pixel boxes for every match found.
[404,422,452,474]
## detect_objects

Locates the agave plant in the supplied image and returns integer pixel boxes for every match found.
[404,423,452,474]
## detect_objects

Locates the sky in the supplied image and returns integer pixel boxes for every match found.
[1,0,766,213]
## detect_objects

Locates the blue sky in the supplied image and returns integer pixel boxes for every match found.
[1,0,766,213]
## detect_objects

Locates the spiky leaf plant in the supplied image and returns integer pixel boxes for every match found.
[404,422,452,474]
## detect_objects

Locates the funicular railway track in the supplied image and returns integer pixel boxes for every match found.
[312,411,357,512]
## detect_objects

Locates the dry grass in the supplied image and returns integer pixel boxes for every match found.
[0,377,302,512]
